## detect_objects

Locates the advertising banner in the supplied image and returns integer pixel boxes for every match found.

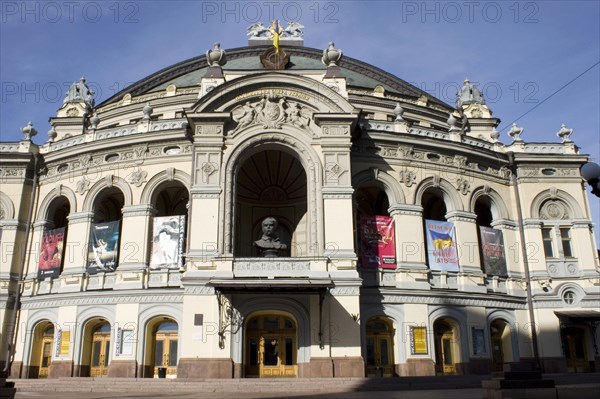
[479,226,508,276]
[38,227,66,279]
[359,215,396,269]
[150,215,186,269]
[87,221,120,274]
[425,219,459,272]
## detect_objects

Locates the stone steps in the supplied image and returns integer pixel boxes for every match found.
[10,374,599,394]
[10,376,487,393]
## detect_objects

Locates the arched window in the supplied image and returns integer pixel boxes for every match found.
[539,199,574,259]
[150,182,189,270]
[87,188,124,273]
[38,196,70,279]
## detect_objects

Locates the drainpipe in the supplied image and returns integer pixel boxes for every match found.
[507,151,542,372]
[3,152,40,378]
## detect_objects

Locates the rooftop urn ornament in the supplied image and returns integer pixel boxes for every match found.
[556,123,573,143]
[447,113,460,133]
[456,78,485,108]
[322,41,343,67]
[206,42,226,67]
[393,103,405,122]
[508,123,524,142]
[20,121,37,141]
[142,103,153,121]
[490,128,500,143]
[90,112,100,130]
[254,216,287,257]
[64,77,95,109]
[47,126,57,142]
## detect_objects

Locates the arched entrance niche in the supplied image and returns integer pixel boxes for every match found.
[149,181,189,269]
[27,321,54,378]
[365,316,395,377]
[87,187,124,273]
[233,145,309,257]
[433,318,461,375]
[354,181,392,272]
[490,319,514,371]
[39,195,70,278]
[142,317,179,378]
[561,326,591,373]
[244,312,298,378]
[80,319,111,377]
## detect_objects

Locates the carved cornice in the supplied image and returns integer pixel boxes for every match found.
[67,211,94,224]
[322,186,354,199]
[20,291,185,309]
[388,204,423,216]
[446,210,477,223]
[121,204,157,217]
[0,219,26,230]
[362,292,527,309]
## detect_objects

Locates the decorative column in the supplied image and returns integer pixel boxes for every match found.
[446,210,486,293]
[185,113,228,268]
[114,204,155,290]
[389,204,429,289]
[58,211,93,293]
[315,113,358,268]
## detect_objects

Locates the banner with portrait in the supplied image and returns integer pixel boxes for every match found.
[87,221,120,274]
[359,215,396,269]
[38,227,66,279]
[479,226,507,276]
[150,215,186,269]
[425,219,459,272]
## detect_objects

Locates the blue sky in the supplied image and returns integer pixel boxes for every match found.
[1,0,599,242]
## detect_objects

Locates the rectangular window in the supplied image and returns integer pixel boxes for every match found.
[542,228,554,258]
[560,228,573,257]
[119,329,134,355]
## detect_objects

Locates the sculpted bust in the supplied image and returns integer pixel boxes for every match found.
[254,217,287,257]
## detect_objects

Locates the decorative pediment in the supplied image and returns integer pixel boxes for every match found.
[230,93,313,134]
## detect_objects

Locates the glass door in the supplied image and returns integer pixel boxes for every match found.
[90,323,111,377]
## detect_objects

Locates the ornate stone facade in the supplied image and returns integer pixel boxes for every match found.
[1,38,598,381]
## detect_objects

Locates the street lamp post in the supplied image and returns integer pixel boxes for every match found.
[581,162,600,198]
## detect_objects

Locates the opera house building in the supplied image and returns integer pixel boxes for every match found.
[1,26,599,380]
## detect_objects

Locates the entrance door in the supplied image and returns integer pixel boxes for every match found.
[90,323,111,377]
[562,327,590,373]
[245,315,297,378]
[434,320,456,375]
[365,318,395,377]
[38,326,54,378]
[491,330,504,372]
[153,321,178,377]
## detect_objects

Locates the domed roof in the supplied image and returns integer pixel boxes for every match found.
[99,45,451,110]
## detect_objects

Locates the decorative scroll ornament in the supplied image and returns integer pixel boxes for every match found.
[456,177,471,195]
[230,94,311,133]
[75,176,91,195]
[399,170,416,187]
[128,168,148,187]
[216,292,242,349]
[541,200,568,220]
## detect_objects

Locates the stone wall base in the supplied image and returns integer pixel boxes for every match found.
[72,365,90,377]
[540,357,567,373]
[107,360,138,378]
[48,360,73,378]
[307,358,334,377]
[9,361,22,379]
[177,358,233,378]
[332,357,364,377]
[396,359,435,376]
[468,358,492,374]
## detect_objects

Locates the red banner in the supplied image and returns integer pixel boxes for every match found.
[38,227,65,279]
[359,216,396,269]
